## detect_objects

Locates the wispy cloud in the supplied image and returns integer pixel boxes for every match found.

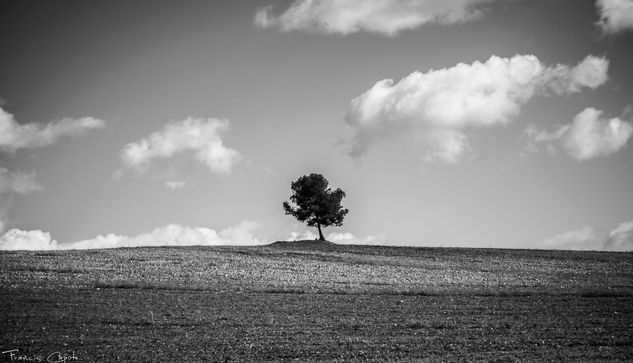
[604,221,633,251]
[0,106,106,153]
[254,0,501,36]
[345,55,608,163]
[524,106,632,161]
[0,221,262,250]
[120,117,242,175]
[0,168,42,195]
[0,168,43,234]
[0,229,57,250]
[0,104,103,232]
[287,229,386,244]
[164,181,187,190]
[596,0,633,34]
[0,209,7,234]
[287,230,319,241]
[540,221,633,251]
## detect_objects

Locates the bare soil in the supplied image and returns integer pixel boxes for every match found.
[1,241,632,361]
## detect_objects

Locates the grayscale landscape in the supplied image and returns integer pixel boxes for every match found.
[1,0,633,361]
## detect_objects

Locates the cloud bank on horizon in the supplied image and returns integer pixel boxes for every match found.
[0,106,107,235]
[540,220,633,251]
[1,0,632,252]
[345,54,610,163]
[2,220,631,251]
[0,106,106,153]
[0,221,262,251]
[0,168,43,234]
[0,222,386,251]
[254,0,501,36]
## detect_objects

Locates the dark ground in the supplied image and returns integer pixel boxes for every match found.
[1,241,632,361]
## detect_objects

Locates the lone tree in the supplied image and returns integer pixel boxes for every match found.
[283,173,349,241]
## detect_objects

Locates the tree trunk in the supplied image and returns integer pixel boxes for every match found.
[317,223,325,241]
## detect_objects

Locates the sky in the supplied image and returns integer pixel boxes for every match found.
[1,0,632,251]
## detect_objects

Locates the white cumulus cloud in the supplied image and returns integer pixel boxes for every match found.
[288,230,319,241]
[121,117,241,175]
[0,106,106,153]
[255,0,502,36]
[0,221,263,250]
[524,107,632,161]
[287,230,386,244]
[597,0,633,34]
[346,54,609,163]
[544,54,610,94]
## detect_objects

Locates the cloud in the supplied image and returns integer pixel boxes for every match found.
[524,107,632,160]
[68,221,262,249]
[0,229,58,250]
[540,226,599,250]
[604,221,633,251]
[543,54,610,94]
[326,232,357,242]
[0,168,42,194]
[0,105,103,233]
[286,229,386,244]
[0,221,263,250]
[326,232,387,244]
[288,230,318,241]
[0,194,12,234]
[255,0,502,36]
[346,54,609,163]
[121,117,241,175]
[0,106,106,153]
[0,168,43,234]
[539,221,633,251]
[165,181,187,190]
[597,0,633,34]
[218,221,262,245]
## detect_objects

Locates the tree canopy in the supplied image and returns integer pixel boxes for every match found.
[282,173,349,241]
